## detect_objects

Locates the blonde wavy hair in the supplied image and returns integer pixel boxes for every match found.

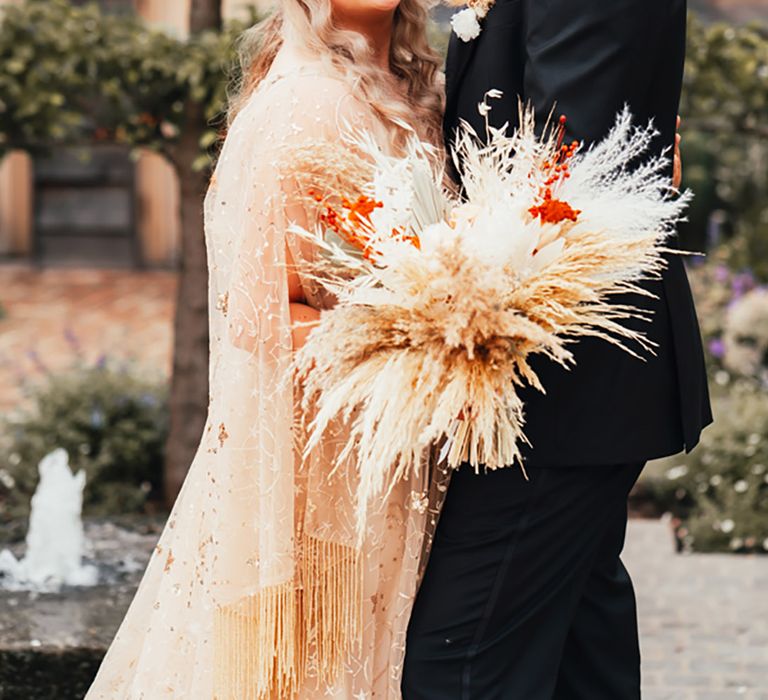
[229,1,445,150]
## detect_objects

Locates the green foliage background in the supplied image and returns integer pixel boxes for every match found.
[0,0,257,169]
[679,18,768,274]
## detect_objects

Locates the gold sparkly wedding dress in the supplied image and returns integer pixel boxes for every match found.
[85,42,448,700]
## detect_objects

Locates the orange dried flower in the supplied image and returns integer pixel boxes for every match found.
[529,190,581,225]
[315,191,419,260]
[530,116,581,225]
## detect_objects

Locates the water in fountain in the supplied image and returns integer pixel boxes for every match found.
[0,448,98,592]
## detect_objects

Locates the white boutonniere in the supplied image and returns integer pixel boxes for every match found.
[449,0,497,42]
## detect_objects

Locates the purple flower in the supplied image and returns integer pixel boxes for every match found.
[714,264,730,284]
[731,271,756,300]
[708,338,726,359]
[139,393,159,408]
[63,328,82,354]
[26,349,50,375]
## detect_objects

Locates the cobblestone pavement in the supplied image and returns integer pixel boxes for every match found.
[0,265,177,412]
[626,519,768,699]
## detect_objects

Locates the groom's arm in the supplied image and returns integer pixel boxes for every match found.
[522,0,686,160]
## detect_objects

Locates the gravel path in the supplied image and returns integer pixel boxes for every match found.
[626,519,768,699]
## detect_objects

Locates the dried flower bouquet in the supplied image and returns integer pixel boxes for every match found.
[290,94,690,533]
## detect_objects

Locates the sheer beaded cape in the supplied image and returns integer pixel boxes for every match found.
[85,42,449,700]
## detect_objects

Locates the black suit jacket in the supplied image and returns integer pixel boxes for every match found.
[444,0,712,467]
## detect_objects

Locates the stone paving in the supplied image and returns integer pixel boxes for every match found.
[0,265,177,412]
[626,519,768,699]
[1,518,763,700]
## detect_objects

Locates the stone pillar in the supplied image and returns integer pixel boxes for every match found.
[133,0,188,267]
[223,0,273,19]
[0,152,33,256]
[135,153,181,267]
[0,0,33,257]
[135,0,188,35]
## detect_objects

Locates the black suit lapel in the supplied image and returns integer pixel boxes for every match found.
[445,31,481,123]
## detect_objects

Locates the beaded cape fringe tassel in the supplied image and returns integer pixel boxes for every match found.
[213,535,363,700]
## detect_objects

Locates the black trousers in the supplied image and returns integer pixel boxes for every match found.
[402,462,645,700]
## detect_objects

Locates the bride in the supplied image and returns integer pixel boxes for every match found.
[85,1,447,699]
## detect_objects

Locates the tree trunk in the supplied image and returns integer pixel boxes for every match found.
[189,0,222,34]
[163,0,224,505]
[164,104,211,505]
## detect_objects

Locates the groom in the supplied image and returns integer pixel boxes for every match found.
[403,0,712,698]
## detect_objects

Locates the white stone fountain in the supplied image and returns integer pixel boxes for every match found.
[0,449,98,592]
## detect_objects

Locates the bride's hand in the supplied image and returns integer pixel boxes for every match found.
[287,245,321,350]
[673,115,682,190]
[290,303,321,350]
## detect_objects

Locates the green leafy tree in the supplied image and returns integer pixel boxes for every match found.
[0,0,261,503]
[678,17,768,270]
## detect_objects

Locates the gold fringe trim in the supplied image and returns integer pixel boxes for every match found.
[212,534,362,700]
[302,535,363,689]
[213,581,302,700]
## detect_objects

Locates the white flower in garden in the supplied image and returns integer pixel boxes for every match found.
[720,518,735,533]
[8,453,21,466]
[665,465,689,480]
[751,463,766,475]
[0,469,15,490]
[723,288,768,378]
[734,479,749,493]
[710,474,723,487]
[715,370,730,386]
[748,433,761,446]
[160,121,180,139]
[451,8,482,42]
[730,537,744,550]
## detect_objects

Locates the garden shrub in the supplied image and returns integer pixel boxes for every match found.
[646,380,768,554]
[642,259,768,554]
[0,360,168,542]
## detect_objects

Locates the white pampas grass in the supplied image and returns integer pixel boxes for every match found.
[290,96,691,538]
